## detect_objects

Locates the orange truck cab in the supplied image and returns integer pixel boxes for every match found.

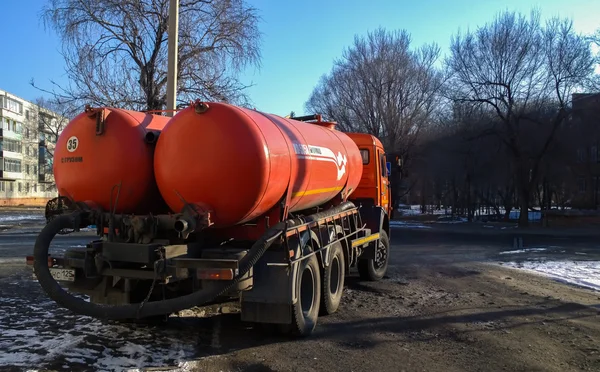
[346,133,392,215]
[344,132,392,281]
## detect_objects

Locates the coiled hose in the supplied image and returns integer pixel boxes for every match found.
[33,201,356,320]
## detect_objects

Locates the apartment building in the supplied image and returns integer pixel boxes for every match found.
[570,92,600,209]
[0,89,61,206]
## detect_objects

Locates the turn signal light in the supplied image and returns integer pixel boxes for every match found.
[197,268,234,280]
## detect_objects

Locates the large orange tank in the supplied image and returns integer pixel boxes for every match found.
[154,102,363,227]
[53,107,171,214]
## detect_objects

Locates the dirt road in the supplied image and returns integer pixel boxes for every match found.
[0,222,599,371]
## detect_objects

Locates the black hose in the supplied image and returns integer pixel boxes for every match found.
[33,202,356,320]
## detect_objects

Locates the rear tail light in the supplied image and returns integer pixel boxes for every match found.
[25,255,54,267]
[197,268,235,280]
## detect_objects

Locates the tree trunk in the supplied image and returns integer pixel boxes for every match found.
[518,187,530,227]
[466,176,472,222]
[452,179,457,216]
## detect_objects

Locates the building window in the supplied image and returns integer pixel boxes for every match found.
[17,183,21,192]
[34,165,37,175]
[4,158,22,173]
[25,164,29,174]
[577,148,586,163]
[9,182,13,192]
[40,184,45,192]
[2,139,22,153]
[577,176,586,193]
[0,181,4,192]
[3,97,23,114]
[592,146,598,163]
[25,183,29,193]
[33,183,37,192]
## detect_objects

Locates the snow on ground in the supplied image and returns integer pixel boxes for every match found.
[435,216,468,224]
[0,276,200,371]
[0,213,45,223]
[502,260,600,292]
[395,205,543,221]
[499,247,550,255]
[396,205,447,216]
[389,221,432,229]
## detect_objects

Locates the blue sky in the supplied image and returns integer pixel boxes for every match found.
[1,0,599,116]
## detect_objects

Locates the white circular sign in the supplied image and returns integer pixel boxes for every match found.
[66,136,79,153]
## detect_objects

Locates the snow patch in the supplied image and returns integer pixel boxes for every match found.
[0,257,28,264]
[389,221,432,229]
[0,278,199,371]
[499,247,548,255]
[0,214,44,223]
[435,216,468,224]
[502,260,600,291]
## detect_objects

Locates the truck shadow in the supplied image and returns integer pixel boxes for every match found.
[143,298,598,366]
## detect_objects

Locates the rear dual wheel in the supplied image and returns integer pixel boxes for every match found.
[284,241,346,336]
[283,248,321,337]
[320,241,345,315]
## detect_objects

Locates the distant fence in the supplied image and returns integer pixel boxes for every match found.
[395,204,600,226]
[542,209,600,227]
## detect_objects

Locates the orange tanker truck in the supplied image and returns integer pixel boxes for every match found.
[30,100,392,336]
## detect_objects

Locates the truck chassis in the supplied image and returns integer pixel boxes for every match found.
[30,201,390,336]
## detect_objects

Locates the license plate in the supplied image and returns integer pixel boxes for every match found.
[50,268,75,282]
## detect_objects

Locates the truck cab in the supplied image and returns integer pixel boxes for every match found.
[346,133,392,217]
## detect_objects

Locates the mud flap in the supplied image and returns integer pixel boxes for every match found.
[240,235,306,325]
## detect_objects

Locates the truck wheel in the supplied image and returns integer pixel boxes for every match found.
[358,231,390,281]
[320,241,345,315]
[282,250,321,337]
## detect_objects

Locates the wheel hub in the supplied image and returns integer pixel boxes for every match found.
[374,239,387,269]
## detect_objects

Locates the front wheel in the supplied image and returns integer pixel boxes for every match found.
[358,230,390,281]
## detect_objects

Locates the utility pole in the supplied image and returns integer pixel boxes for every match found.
[166,0,179,117]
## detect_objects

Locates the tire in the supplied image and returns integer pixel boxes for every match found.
[281,248,321,337]
[358,230,390,281]
[320,241,345,315]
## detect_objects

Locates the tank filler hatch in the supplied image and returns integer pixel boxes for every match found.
[290,114,337,130]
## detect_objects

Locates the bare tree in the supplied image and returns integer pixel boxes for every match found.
[35,0,261,111]
[305,28,444,173]
[23,97,75,191]
[34,97,74,159]
[445,10,595,226]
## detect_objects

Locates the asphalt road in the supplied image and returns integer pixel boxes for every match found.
[0,222,599,371]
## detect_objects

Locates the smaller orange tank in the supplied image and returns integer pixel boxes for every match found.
[53,107,171,214]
